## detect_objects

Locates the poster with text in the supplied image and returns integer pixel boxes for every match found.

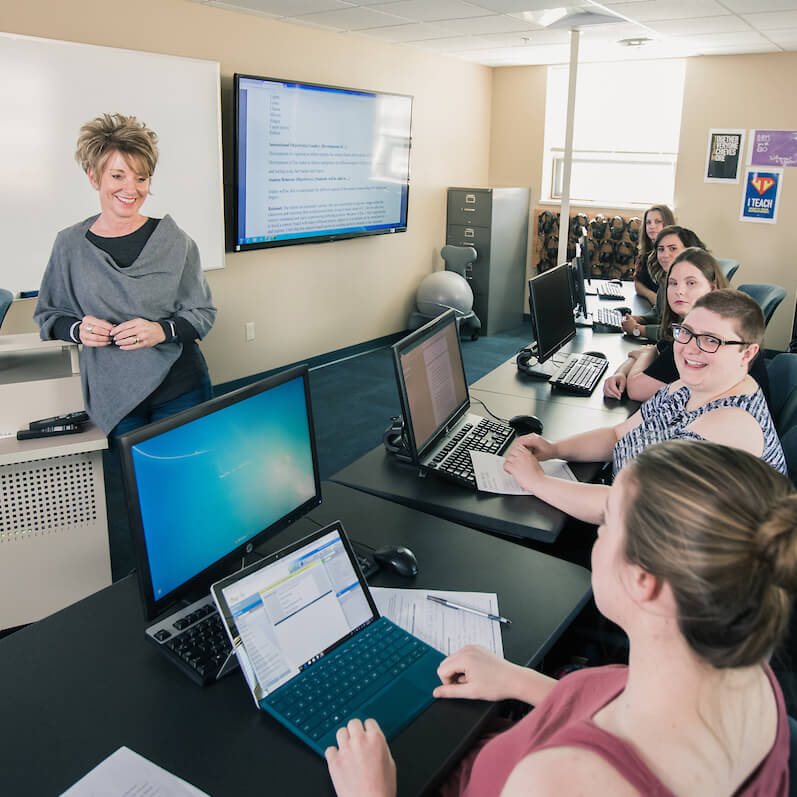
[739,167,783,224]
[749,130,797,168]
[705,129,745,182]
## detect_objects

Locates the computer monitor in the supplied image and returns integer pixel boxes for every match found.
[578,228,596,294]
[528,263,576,364]
[118,365,322,621]
[391,309,469,462]
[569,245,588,323]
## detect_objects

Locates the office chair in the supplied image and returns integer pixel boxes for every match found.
[789,716,797,797]
[738,283,787,327]
[0,289,12,330]
[716,258,740,283]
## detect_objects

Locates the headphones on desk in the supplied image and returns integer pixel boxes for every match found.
[382,416,414,463]
[516,347,537,376]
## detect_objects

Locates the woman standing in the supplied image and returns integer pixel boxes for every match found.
[35,113,216,437]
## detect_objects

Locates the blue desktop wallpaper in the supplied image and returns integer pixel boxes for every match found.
[131,377,317,600]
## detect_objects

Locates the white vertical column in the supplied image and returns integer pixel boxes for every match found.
[556,28,580,268]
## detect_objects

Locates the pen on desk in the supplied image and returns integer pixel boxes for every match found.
[427,595,511,625]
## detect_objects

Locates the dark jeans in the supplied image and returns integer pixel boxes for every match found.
[104,376,213,581]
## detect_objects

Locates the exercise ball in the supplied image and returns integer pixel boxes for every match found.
[416,270,473,317]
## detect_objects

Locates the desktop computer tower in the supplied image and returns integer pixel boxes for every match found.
[446,187,530,336]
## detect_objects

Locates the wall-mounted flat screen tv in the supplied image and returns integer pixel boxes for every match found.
[234,74,413,251]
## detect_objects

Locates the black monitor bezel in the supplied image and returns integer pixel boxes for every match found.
[391,309,469,462]
[232,72,413,253]
[118,364,322,622]
[528,264,577,363]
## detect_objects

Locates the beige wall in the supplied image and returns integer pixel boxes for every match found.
[488,52,797,350]
[675,52,797,350]
[0,0,492,383]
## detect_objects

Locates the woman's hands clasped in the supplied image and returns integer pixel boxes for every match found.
[80,315,165,350]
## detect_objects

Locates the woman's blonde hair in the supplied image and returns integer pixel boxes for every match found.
[75,113,158,179]
[624,439,797,668]
[659,248,729,340]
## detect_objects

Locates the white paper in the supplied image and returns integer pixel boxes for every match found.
[372,587,504,658]
[60,746,209,797]
[470,451,577,495]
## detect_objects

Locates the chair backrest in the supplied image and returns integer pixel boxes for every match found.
[440,245,477,279]
[738,283,787,327]
[789,716,797,797]
[0,289,13,330]
[716,258,740,283]
[767,353,797,484]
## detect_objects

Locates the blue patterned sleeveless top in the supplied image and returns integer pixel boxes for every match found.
[613,384,786,476]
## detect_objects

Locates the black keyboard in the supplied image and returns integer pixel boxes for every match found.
[429,417,515,488]
[266,620,426,743]
[150,601,234,686]
[549,353,609,396]
[596,282,624,299]
[593,307,624,330]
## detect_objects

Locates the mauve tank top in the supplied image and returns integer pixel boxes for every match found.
[441,664,788,797]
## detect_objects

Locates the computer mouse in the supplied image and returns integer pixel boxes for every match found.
[610,278,624,285]
[508,414,543,436]
[373,545,418,577]
[583,351,608,359]
[615,306,632,315]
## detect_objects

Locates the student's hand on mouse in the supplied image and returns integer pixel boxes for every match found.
[503,443,545,493]
[620,314,639,335]
[79,315,113,347]
[433,646,516,702]
[111,318,166,350]
[603,373,626,399]
[325,718,396,797]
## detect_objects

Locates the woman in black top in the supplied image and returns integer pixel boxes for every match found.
[632,205,675,306]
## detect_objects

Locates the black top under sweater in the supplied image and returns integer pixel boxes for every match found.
[51,218,206,411]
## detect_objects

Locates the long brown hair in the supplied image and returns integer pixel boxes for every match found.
[659,248,729,340]
[648,225,708,285]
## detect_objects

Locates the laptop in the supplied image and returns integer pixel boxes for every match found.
[211,520,445,755]
[391,309,515,488]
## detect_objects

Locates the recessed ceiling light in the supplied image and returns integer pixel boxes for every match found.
[618,37,651,47]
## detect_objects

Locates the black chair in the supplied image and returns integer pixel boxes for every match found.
[767,353,797,483]
[716,258,740,283]
[0,289,12,329]
[738,283,787,327]
[789,716,797,797]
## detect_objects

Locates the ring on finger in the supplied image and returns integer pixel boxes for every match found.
[135,336,140,344]
[87,325,94,334]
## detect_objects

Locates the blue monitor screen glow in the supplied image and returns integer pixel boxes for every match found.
[119,367,321,620]
[234,73,413,251]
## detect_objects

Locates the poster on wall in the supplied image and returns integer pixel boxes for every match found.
[749,130,797,168]
[739,167,783,224]
[704,129,745,182]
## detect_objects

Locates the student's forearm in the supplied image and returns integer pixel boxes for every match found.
[634,280,657,306]
[503,664,558,706]
[550,427,618,463]
[535,475,609,525]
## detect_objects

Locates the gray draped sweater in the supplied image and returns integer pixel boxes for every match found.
[34,214,216,434]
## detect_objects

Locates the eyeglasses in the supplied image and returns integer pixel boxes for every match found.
[671,323,751,354]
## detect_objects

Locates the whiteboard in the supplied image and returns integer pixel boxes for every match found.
[0,32,225,296]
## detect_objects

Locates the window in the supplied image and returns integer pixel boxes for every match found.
[542,59,686,207]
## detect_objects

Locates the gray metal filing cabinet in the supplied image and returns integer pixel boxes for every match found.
[446,187,530,336]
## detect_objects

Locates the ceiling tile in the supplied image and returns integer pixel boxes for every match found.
[719,0,797,12]
[607,0,730,22]
[742,10,797,30]
[482,28,569,45]
[353,21,456,40]
[374,0,492,22]
[437,13,540,35]
[460,0,590,13]
[407,34,496,51]
[765,27,797,45]
[287,6,409,28]
[647,16,753,36]
[214,0,352,15]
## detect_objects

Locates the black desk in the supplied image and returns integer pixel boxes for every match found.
[0,483,591,797]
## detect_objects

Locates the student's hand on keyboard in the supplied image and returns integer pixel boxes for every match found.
[508,433,554,462]
[325,718,396,797]
[503,440,545,494]
[433,645,517,702]
[620,314,640,335]
[603,373,627,399]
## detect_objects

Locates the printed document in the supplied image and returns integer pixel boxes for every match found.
[470,451,576,495]
[372,588,504,658]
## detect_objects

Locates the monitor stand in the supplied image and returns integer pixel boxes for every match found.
[519,354,565,380]
[574,310,592,328]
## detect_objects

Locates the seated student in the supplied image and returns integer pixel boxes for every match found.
[621,226,706,342]
[506,290,784,525]
[325,439,794,796]
[632,204,674,306]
